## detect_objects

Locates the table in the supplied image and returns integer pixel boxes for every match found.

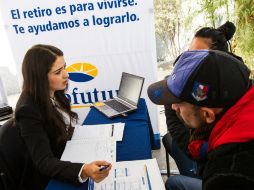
[46,98,155,190]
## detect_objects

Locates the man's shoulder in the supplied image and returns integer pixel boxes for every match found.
[203,141,254,190]
[209,141,254,157]
[205,141,254,176]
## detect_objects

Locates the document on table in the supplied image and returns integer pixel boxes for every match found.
[89,159,165,190]
[61,139,116,163]
[72,123,125,141]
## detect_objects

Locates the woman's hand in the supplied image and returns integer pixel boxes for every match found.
[81,160,112,183]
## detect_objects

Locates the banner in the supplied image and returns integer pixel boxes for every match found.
[0,0,160,146]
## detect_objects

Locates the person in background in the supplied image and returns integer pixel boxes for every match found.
[163,21,244,190]
[0,44,111,190]
[148,50,254,190]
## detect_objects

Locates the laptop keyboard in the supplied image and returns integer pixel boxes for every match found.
[105,100,131,112]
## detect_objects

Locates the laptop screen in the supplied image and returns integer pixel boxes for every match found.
[117,72,144,106]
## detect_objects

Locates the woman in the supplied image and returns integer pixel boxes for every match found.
[13,44,111,189]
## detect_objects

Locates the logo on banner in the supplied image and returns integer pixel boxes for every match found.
[65,62,117,108]
[66,62,98,82]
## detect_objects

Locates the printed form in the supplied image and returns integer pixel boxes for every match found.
[89,159,165,190]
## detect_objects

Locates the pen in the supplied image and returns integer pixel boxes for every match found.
[111,124,114,137]
[88,178,94,190]
[99,165,110,171]
[144,165,152,190]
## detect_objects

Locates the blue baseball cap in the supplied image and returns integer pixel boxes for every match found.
[148,50,251,108]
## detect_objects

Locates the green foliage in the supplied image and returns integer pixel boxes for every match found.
[197,0,254,68]
[183,8,201,29]
[234,0,254,69]
[199,0,217,27]
[154,0,182,59]
[197,0,231,27]
[154,0,254,69]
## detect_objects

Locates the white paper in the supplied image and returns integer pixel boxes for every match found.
[61,139,116,163]
[91,159,165,190]
[72,123,125,142]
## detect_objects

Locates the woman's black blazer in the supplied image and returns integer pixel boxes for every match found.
[3,93,83,190]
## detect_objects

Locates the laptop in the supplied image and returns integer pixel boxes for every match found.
[94,72,145,118]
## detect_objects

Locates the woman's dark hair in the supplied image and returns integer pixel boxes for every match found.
[194,21,236,52]
[173,21,243,65]
[22,44,78,147]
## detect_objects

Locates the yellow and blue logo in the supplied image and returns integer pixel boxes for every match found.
[66,62,98,82]
[65,62,117,108]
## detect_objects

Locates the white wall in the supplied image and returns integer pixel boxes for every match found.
[0,13,17,75]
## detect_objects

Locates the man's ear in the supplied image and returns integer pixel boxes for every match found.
[200,107,216,124]
[200,107,224,124]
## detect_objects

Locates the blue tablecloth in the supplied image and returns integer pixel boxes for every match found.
[46,98,154,190]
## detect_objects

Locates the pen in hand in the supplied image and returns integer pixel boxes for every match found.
[99,165,110,171]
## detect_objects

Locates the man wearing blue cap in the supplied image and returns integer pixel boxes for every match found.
[148,50,254,190]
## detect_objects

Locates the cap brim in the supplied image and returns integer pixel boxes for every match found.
[147,79,182,105]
